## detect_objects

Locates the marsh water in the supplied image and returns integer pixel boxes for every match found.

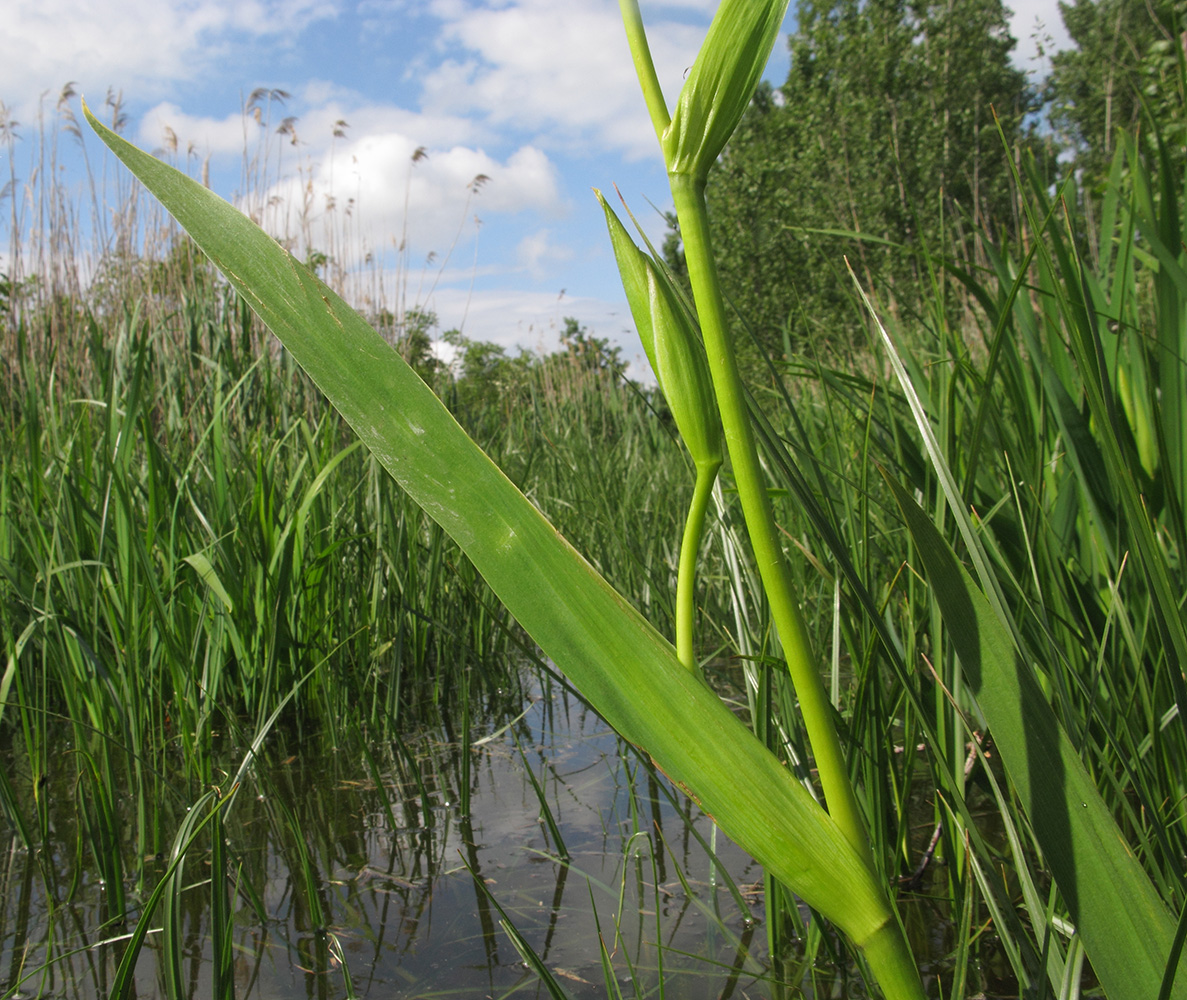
[1,669,784,999]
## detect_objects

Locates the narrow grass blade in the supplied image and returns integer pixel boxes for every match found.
[462,854,576,1000]
[109,789,233,1000]
[883,473,1184,1000]
[1162,899,1187,1000]
[590,882,629,1000]
[513,729,570,861]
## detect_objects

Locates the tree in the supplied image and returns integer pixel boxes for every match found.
[556,316,624,373]
[1047,0,1184,189]
[373,306,445,385]
[672,0,1037,357]
[441,328,536,418]
[423,318,623,427]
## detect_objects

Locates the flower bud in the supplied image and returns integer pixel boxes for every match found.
[596,189,723,472]
[663,0,789,180]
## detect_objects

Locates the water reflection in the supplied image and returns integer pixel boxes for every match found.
[1,672,776,999]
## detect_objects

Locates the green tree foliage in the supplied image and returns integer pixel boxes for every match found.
[372,306,445,384]
[556,315,625,372]
[1048,0,1185,189]
[673,0,1036,355]
[442,328,537,417]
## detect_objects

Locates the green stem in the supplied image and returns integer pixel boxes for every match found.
[676,460,720,669]
[618,0,672,144]
[668,171,870,865]
[859,917,927,1000]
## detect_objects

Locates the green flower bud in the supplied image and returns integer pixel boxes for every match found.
[596,189,723,472]
[663,0,789,181]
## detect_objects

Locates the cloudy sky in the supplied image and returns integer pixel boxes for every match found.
[2,0,1072,372]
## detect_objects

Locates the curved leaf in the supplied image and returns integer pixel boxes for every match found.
[83,103,909,967]
[884,472,1184,1000]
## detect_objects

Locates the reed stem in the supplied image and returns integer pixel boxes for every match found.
[676,461,720,668]
[668,171,871,865]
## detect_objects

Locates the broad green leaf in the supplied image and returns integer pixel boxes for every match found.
[83,104,924,995]
[883,473,1184,1000]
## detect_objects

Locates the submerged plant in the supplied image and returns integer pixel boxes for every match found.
[77,0,1187,996]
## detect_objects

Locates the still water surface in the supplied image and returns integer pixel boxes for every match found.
[2,672,777,999]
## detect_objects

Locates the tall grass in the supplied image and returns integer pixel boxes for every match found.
[0,86,753,999]
[724,119,1187,994]
[5,14,1187,994]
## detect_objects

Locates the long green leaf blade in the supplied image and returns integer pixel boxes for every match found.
[82,103,905,962]
[883,473,1184,1000]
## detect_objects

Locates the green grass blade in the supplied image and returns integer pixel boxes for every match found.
[513,729,570,861]
[589,882,629,1000]
[462,854,576,1000]
[108,789,230,1000]
[82,103,920,989]
[883,473,1184,1000]
[1161,899,1187,1000]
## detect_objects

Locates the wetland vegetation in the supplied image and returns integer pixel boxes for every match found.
[3,0,1187,996]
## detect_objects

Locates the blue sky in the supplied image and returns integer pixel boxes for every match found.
[2,0,1071,376]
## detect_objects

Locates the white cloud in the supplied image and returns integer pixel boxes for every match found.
[516,228,573,279]
[138,103,256,158]
[295,87,480,148]
[1,0,340,116]
[420,0,710,159]
[244,122,564,262]
[136,89,481,161]
[645,0,718,10]
[129,82,564,260]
